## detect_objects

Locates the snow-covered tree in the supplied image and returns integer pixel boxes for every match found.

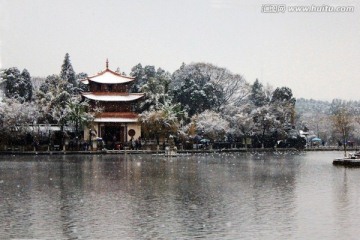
[38,74,59,94]
[247,84,297,147]
[249,79,268,107]
[66,97,95,136]
[140,77,170,111]
[188,110,229,141]
[294,98,360,145]
[31,76,46,92]
[129,63,144,93]
[60,53,76,87]
[130,64,172,111]
[0,71,5,101]
[37,75,72,124]
[0,98,40,146]
[144,65,156,78]
[139,68,171,111]
[2,67,21,99]
[173,76,222,116]
[49,91,72,128]
[130,64,158,93]
[76,72,89,92]
[271,87,296,128]
[20,69,33,101]
[171,62,249,115]
[271,87,295,105]
[139,103,185,144]
[223,104,254,143]
[208,66,250,107]
[1,67,33,102]
[331,100,354,156]
[251,105,282,148]
[295,98,332,142]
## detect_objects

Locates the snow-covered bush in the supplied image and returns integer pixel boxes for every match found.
[188,110,229,141]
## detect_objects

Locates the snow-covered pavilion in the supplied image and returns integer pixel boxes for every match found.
[81,60,144,148]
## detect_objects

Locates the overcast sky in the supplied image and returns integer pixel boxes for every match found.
[1,0,359,101]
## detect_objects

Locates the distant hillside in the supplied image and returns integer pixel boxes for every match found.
[295,98,331,116]
[295,97,360,144]
[296,97,360,116]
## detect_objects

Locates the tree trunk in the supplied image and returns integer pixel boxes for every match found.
[343,132,347,157]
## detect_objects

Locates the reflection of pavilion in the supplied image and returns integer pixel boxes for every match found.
[81,60,144,148]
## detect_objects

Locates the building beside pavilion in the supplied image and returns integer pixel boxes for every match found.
[81,60,144,149]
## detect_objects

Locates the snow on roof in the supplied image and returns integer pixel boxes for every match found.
[97,112,138,117]
[94,117,138,123]
[81,79,89,84]
[82,92,144,102]
[93,112,139,122]
[84,69,135,85]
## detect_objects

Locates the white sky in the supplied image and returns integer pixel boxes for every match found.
[0,0,359,101]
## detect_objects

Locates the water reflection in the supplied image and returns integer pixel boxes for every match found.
[0,152,360,239]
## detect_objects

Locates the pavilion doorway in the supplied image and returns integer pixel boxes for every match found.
[101,125,126,149]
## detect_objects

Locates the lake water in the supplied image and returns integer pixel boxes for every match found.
[0,151,359,239]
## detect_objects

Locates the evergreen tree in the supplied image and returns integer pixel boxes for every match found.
[60,53,76,87]
[130,63,145,93]
[3,67,21,99]
[21,69,33,101]
[173,76,222,117]
[144,65,156,79]
[37,74,71,124]
[39,74,61,94]
[156,68,171,93]
[2,67,33,102]
[171,63,225,117]
[171,62,247,114]
[270,86,296,127]
[130,64,160,93]
[130,64,172,112]
[76,72,89,92]
[271,87,295,105]
[250,79,268,107]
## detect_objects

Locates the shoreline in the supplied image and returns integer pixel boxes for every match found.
[0,147,357,156]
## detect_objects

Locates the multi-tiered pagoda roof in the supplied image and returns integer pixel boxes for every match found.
[81,60,144,123]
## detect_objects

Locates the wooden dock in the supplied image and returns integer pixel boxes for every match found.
[333,158,360,167]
